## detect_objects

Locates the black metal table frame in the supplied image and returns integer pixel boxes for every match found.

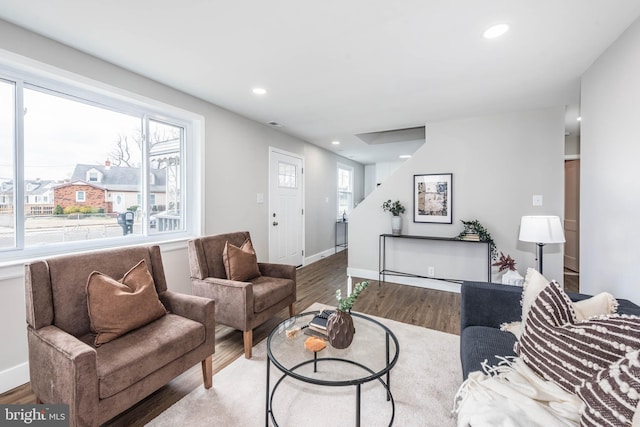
[378,233,492,284]
[335,220,348,253]
[265,311,400,427]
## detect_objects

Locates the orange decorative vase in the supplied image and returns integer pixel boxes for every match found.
[326,310,355,349]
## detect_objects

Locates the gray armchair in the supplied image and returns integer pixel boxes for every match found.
[188,231,296,358]
[25,245,215,427]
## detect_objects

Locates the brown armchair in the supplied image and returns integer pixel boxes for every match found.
[25,245,215,427]
[188,231,296,359]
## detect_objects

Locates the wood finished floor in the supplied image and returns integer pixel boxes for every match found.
[0,249,462,426]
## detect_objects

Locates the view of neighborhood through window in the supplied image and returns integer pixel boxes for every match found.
[337,164,353,219]
[0,78,187,254]
[0,80,15,250]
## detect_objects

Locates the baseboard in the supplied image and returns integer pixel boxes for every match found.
[347,268,462,294]
[0,361,29,394]
[303,247,340,266]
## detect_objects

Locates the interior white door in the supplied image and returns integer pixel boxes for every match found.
[564,159,580,272]
[269,149,303,266]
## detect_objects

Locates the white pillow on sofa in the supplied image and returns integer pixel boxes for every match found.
[500,268,617,338]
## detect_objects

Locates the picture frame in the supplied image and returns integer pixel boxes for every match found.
[413,173,452,224]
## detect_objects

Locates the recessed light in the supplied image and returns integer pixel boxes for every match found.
[332,140,340,145]
[252,87,267,95]
[577,116,582,122]
[483,24,509,39]
[268,121,282,127]
[399,155,412,159]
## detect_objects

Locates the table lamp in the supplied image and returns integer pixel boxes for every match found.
[518,215,565,275]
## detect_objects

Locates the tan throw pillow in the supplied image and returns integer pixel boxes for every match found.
[223,238,261,282]
[520,268,550,325]
[87,259,167,346]
[573,292,618,320]
[500,268,551,337]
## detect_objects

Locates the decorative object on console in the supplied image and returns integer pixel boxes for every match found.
[413,173,452,224]
[518,215,565,274]
[327,280,369,349]
[382,199,406,235]
[491,252,524,286]
[457,219,497,260]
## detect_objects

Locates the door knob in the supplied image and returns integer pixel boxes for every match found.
[273,221,279,226]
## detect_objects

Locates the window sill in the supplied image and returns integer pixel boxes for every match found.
[0,237,190,281]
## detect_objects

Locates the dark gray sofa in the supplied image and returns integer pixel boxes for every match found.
[460,281,640,380]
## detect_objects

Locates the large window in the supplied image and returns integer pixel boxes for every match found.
[337,164,354,219]
[0,67,196,261]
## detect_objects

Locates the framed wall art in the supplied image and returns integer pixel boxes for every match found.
[413,173,452,224]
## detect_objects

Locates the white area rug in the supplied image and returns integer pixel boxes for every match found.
[148,304,462,426]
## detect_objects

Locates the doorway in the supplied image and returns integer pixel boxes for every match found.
[564,158,580,291]
[268,148,304,267]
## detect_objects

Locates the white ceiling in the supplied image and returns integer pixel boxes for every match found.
[0,1,638,164]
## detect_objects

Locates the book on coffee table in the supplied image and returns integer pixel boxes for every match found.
[309,309,334,331]
[303,327,327,339]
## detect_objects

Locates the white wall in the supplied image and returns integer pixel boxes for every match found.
[364,164,377,197]
[349,108,566,292]
[0,19,363,392]
[580,17,640,302]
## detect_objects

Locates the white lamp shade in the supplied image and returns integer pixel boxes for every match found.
[519,215,565,244]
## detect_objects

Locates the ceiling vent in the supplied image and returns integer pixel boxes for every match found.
[356,126,425,145]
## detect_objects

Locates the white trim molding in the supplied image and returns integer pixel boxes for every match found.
[0,362,29,394]
[347,267,462,294]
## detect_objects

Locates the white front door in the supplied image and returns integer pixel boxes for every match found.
[269,148,303,266]
[112,193,126,213]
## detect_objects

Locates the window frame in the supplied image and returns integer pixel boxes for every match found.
[0,59,203,264]
[337,163,354,220]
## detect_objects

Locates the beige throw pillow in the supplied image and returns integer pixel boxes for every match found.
[87,259,167,346]
[223,238,261,282]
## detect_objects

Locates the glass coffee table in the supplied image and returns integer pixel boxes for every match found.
[265,310,400,426]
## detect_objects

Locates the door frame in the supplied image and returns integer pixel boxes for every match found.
[268,146,305,265]
[564,155,580,272]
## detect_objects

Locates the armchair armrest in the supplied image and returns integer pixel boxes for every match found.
[191,277,253,331]
[460,281,523,331]
[27,325,98,423]
[160,290,215,326]
[258,262,296,281]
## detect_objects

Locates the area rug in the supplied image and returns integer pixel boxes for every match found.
[147,303,462,426]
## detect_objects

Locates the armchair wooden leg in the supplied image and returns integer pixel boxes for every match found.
[289,303,295,317]
[202,355,212,389]
[244,330,253,359]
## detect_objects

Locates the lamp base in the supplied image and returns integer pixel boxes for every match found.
[536,243,545,275]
